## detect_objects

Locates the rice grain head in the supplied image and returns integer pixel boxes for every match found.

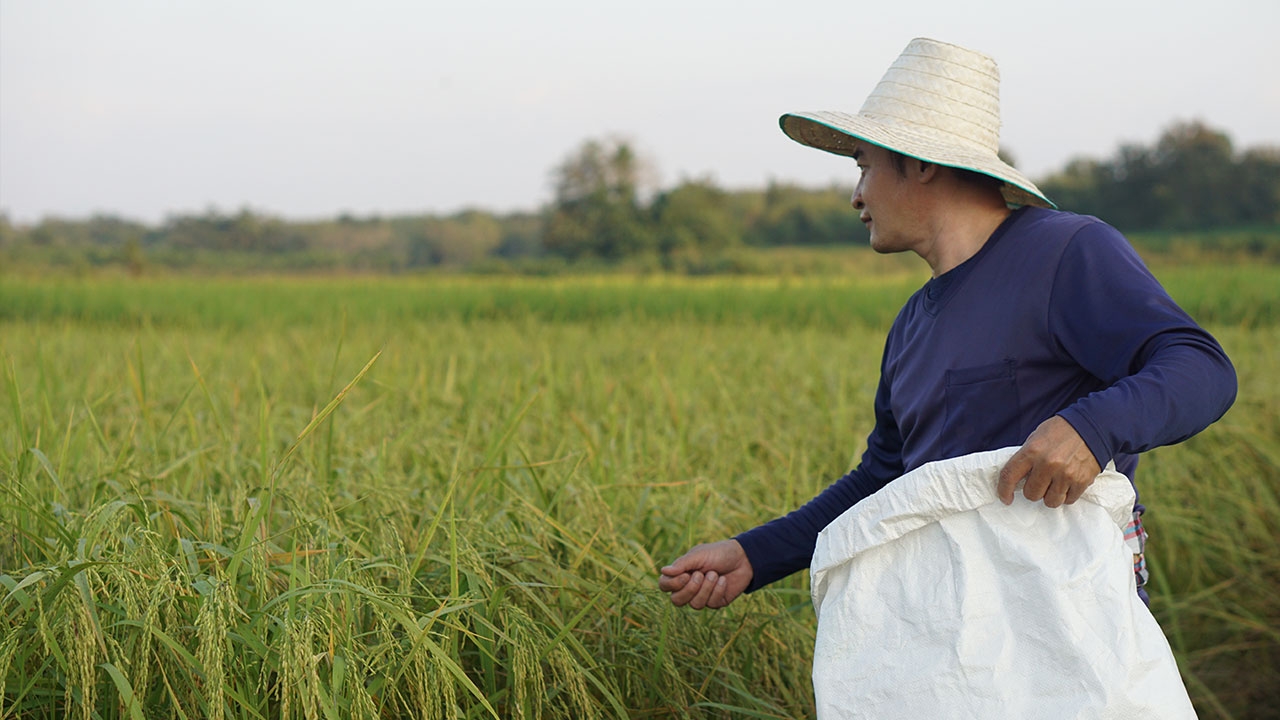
[0,631,19,718]
[547,643,596,720]
[344,653,381,720]
[418,639,459,720]
[196,579,232,720]
[502,606,546,719]
[65,589,98,720]
[281,613,323,720]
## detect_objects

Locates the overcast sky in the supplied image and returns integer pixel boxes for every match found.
[2,0,1278,224]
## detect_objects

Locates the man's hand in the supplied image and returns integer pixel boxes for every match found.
[658,539,754,610]
[997,415,1101,508]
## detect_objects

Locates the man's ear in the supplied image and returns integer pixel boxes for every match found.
[916,160,939,184]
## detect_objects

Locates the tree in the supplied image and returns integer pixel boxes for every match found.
[493,213,543,258]
[1039,120,1280,232]
[1147,121,1236,229]
[0,213,13,248]
[1237,147,1280,225]
[747,181,864,246]
[651,179,741,254]
[406,211,503,267]
[543,137,656,259]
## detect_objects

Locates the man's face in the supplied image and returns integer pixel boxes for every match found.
[850,143,922,255]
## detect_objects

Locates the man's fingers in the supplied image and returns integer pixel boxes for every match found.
[660,542,721,579]
[658,540,752,610]
[1007,464,1094,509]
[1064,482,1088,505]
[660,556,693,577]
[999,416,1102,510]
[706,575,730,609]
[1021,465,1051,503]
[1042,478,1069,508]
[668,571,705,607]
[657,572,689,594]
[996,451,1032,504]
[688,571,719,610]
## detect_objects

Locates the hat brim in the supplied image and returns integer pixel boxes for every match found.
[781,111,1055,209]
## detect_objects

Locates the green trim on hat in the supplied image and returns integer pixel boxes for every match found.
[779,113,1056,209]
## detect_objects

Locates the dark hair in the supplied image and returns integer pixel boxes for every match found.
[887,149,1004,194]
[888,150,911,177]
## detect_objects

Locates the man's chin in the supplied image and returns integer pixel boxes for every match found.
[868,237,898,255]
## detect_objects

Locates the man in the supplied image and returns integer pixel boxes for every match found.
[658,38,1236,611]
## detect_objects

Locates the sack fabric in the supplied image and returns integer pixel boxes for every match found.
[810,447,1195,719]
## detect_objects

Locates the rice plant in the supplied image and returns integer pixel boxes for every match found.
[1,269,1275,718]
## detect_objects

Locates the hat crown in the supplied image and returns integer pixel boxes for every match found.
[858,38,1002,156]
[778,37,1053,208]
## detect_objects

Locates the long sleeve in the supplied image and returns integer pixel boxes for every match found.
[1050,223,1237,467]
[729,210,1238,597]
[735,361,905,592]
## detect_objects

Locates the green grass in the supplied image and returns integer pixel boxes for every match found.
[2,266,1277,718]
[0,273,927,332]
[3,255,1277,329]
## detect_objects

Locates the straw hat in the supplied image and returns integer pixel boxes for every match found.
[780,38,1054,209]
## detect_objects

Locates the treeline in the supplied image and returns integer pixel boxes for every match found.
[0,180,864,276]
[2,121,1276,275]
[1038,121,1280,231]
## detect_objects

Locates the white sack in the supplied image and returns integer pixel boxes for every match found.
[810,447,1195,719]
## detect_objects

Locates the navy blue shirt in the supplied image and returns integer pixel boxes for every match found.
[736,207,1237,591]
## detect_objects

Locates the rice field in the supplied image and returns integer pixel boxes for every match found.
[2,267,1277,718]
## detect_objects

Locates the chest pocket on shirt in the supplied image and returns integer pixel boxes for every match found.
[944,359,1022,456]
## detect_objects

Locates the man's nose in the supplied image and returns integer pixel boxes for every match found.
[851,188,864,210]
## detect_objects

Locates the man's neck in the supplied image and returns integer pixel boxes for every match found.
[921,203,1013,278]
